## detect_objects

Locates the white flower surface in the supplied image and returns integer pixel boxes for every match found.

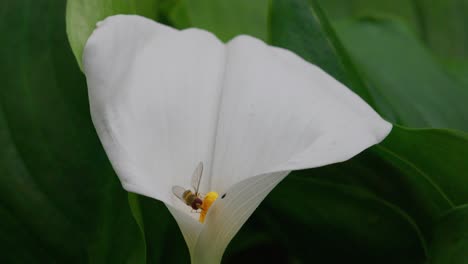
[83,15,392,264]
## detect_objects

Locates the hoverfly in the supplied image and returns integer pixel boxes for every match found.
[172,162,205,210]
[172,162,219,223]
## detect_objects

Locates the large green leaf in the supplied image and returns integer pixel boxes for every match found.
[381,126,468,205]
[306,126,468,241]
[316,0,468,124]
[335,18,468,131]
[444,60,468,89]
[265,176,427,263]
[317,0,468,60]
[66,0,159,69]
[429,204,468,263]
[0,0,144,262]
[295,147,452,239]
[413,0,468,60]
[316,0,422,36]
[269,0,373,104]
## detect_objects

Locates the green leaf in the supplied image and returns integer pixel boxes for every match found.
[66,0,159,69]
[381,126,468,205]
[265,176,427,263]
[313,0,354,21]
[294,146,452,240]
[413,0,468,60]
[316,0,422,36]
[0,204,52,263]
[335,18,468,131]
[317,0,468,61]
[269,0,374,108]
[429,204,468,264]
[444,60,468,89]
[269,0,345,84]
[180,0,269,41]
[0,0,144,262]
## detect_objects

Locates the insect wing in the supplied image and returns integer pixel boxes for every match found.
[191,162,203,195]
[172,185,187,202]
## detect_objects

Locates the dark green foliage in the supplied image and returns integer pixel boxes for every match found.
[0,0,144,263]
[429,205,468,263]
[0,0,466,263]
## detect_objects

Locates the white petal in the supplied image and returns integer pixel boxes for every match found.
[83,15,225,205]
[211,35,391,193]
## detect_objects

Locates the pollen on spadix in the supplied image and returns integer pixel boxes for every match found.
[199,192,218,223]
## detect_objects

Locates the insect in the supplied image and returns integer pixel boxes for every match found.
[172,162,204,210]
[172,162,218,223]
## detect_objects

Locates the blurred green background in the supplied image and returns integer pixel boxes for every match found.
[1,0,468,263]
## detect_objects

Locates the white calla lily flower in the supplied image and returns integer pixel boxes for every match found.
[83,15,392,264]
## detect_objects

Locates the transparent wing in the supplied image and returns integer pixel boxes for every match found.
[172,185,187,202]
[191,162,203,195]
